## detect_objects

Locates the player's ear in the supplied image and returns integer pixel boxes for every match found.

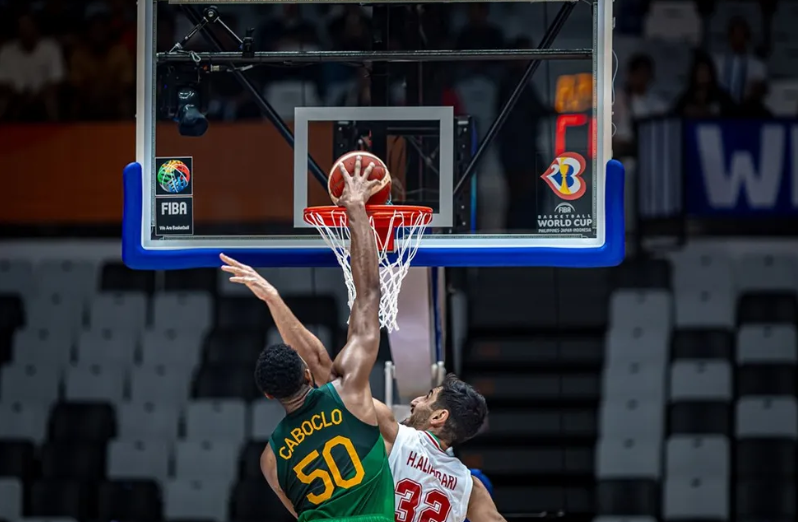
[304,367,316,387]
[430,408,449,428]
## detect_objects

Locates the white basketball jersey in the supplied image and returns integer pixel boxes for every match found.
[389,425,473,522]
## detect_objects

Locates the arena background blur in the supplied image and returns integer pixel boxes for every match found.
[2,1,798,522]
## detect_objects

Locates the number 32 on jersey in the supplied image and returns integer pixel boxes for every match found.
[396,479,452,522]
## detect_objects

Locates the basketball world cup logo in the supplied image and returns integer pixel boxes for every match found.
[157,160,191,194]
[541,152,587,201]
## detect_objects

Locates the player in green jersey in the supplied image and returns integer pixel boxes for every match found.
[221,155,393,522]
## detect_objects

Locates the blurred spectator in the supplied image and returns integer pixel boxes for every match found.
[328,6,372,51]
[456,3,504,50]
[613,54,667,156]
[674,51,736,118]
[496,37,549,230]
[0,12,65,121]
[714,17,767,104]
[39,0,83,47]
[106,0,137,56]
[68,13,134,120]
[258,5,319,51]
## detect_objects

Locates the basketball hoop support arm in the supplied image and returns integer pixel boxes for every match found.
[178,5,329,188]
[452,1,577,198]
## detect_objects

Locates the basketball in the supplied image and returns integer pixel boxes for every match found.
[328,151,391,205]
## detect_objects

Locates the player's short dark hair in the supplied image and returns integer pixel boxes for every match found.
[254,343,307,399]
[434,373,488,446]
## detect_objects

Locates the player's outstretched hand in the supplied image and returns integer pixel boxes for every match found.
[338,154,379,208]
[220,253,278,302]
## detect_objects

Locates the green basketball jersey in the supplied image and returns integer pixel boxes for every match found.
[269,383,395,522]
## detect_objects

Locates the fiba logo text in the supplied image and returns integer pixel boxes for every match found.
[162,201,189,215]
[157,160,191,194]
[554,203,575,214]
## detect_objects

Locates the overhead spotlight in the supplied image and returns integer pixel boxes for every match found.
[160,65,209,137]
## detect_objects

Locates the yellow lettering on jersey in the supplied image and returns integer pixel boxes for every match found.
[278,408,344,460]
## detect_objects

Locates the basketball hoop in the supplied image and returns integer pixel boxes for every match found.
[304,205,433,332]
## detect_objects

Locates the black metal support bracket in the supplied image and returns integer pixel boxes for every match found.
[177,5,329,187]
[452,1,578,198]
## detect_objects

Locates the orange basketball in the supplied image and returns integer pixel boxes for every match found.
[328,151,392,205]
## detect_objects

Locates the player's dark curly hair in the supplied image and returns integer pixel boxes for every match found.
[254,343,308,399]
[434,373,488,446]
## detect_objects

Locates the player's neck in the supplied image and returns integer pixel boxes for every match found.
[425,430,449,452]
[281,385,313,413]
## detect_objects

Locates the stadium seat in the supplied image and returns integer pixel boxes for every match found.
[203,330,264,365]
[230,479,293,522]
[0,478,22,521]
[671,252,734,292]
[64,363,125,403]
[249,400,284,440]
[0,441,35,480]
[737,364,796,396]
[48,402,116,442]
[89,292,148,331]
[116,401,180,441]
[671,328,734,360]
[662,477,729,520]
[668,401,731,435]
[140,328,203,370]
[0,260,34,296]
[603,360,667,402]
[185,400,247,443]
[737,325,798,363]
[735,254,798,292]
[163,268,217,293]
[40,442,106,480]
[735,480,796,519]
[595,438,661,479]
[130,364,191,406]
[23,293,82,334]
[0,363,61,404]
[609,290,672,330]
[164,479,231,522]
[605,327,669,365]
[670,360,732,401]
[174,440,239,480]
[595,479,659,516]
[76,329,137,367]
[737,292,798,325]
[736,397,798,438]
[13,328,72,367]
[152,291,213,333]
[97,480,163,521]
[107,439,171,482]
[29,480,95,520]
[674,288,735,328]
[0,401,50,443]
[736,439,796,479]
[100,262,155,294]
[666,436,729,479]
[0,295,25,331]
[599,399,664,439]
[611,259,671,289]
[193,364,258,401]
[36,260,97,300]
[215,298,270,330]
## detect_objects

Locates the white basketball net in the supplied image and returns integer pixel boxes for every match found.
[305,209,430,332]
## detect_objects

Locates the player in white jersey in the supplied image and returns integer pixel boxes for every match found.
[221,255,506,522]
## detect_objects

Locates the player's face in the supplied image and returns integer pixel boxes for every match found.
[403,387,446,430]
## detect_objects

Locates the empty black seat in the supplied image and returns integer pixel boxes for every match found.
[164,268,217,293]
[736,480,796,519]
[738,292,798,324]
[193,364,258,400]
[596,479,659,515]
[668,402,731,435]
[30,480,96,519]
[49,402,116,442]
[216,297,271,330]
[736,440,796,478]
[282,296,338,327]
[239,442,267,479]
[230,480,292,522]
[100,262,155,294]
[98,480,163,521]
[611,259,671,289]
[555,268,612,329]
[671,329,734,360]
[0,328,12,365]
[0,440,36,480]
[469,268,559,329]
[0,294,25,331]
[204,330,264,365]
[737,365,796,395]
[41,442,106,480]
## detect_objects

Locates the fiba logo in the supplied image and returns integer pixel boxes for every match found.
[157,160,191,194]
[554,203,575,214]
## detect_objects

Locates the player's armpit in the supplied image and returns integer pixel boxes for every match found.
[260,445,298,519]
[372,399,399,452]
[466,477,506,522]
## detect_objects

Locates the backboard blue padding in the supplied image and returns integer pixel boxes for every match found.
[122,160,624,269]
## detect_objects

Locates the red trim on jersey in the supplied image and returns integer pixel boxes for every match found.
[423,431,444,452]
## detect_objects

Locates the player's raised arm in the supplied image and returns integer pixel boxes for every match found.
[331,155,383,391]
[466,477,507,522]
[219,253,335,385]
